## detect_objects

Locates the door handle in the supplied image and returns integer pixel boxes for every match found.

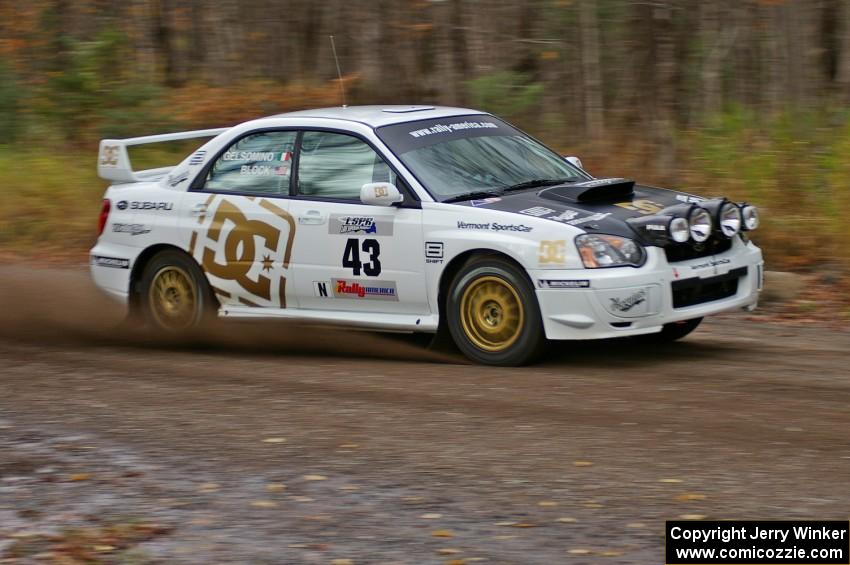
[190,203,207,217]
[298,210,326,225]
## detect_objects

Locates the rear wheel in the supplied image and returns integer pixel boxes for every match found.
[138,250,215,333]
[447,257,546,366]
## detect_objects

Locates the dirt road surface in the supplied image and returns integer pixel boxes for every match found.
[1,267,848,564]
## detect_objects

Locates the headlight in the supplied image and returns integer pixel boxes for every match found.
[575,234,646,268]
[688,207,713,243]
[741,205,759,230]
[719,201,742,237]
[669,217,690,243]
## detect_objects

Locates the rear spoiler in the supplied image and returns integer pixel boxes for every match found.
[97,128,228,183]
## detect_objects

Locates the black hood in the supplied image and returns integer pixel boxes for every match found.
[455,179,705,243]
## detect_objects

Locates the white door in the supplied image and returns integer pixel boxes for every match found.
[180,130,299,309]
[288,130,428,315]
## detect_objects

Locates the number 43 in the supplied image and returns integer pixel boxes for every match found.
[342,238,381,276]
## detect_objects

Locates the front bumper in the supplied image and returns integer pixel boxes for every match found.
[531,237,763,340]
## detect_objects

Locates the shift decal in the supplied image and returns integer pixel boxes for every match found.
[190,196,295,308]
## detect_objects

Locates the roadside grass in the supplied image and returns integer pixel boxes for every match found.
[0,144,192,260]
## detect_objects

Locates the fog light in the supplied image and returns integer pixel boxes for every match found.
[689,207,713,243]
[719,201,742,237]
[670,217,690,243]
[742,205,760,231]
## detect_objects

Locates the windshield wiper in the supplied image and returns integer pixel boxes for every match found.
[442,190,504,203]
[502,178,574,192]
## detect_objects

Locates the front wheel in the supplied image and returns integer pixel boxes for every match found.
[446,257,546,366]
[138,250,215,333]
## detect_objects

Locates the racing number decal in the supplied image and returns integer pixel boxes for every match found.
[342,238,381,276]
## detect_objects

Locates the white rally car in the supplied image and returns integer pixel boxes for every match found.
[92,105,763,365]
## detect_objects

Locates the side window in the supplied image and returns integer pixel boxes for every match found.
[297,131,396,200]
[204,131,296,195]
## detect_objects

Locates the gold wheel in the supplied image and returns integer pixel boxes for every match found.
[148,266,197,331]
[459,275,524,352]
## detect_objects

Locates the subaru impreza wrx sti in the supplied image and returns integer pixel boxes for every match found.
[91,105,763,365]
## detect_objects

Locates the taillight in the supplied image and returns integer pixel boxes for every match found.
[98,199,111,236]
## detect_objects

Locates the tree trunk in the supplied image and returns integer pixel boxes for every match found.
[579,0,604,142]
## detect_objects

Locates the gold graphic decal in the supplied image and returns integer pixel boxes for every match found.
[191,196,295,308]
[100,145,120,167]
[539,240,567,265]
[614,199,664,215]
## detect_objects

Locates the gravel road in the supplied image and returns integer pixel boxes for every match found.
[1,267,848,564]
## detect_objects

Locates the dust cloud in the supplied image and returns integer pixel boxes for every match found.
[0,266,453,363]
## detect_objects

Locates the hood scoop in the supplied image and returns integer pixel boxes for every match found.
[540,177,635,204]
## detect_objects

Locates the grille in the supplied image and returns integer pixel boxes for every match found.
[664,237,732,263]
[671,267,747,308]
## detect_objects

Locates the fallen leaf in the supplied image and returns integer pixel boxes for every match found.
[676,493,706,502]
[538,501,558,507]
[600,550,624,557]
[626,522,646,528]
[420,513,442,519]
[679,514,706,520]
[69,473,91,482]
[446,560,467,565]
[438,548,460,555]
[556,517,577,523]
[403,496,425,503]
[573,461,593,467]
[338,443,359,449]
[568,548,592,555]
[339,485,360,491]
[331,560,353,565]
[93,545,115,552]
[262,437,287,444]
[660,478,683,484]
[432,530,455,538]
[198,483,220,493]
[303,474,327,481]
[250,500,278,509]
[266,483,286,493]
[494,521,516,527]
[512,523,536,528]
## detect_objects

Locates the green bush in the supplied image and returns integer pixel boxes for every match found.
[467,71,543,120]
[0,61,21,143]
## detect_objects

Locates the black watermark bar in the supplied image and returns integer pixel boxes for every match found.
[666,521,850,564]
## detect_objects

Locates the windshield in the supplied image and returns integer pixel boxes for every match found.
[376,115,589,201]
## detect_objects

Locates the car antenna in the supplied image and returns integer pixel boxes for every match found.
[329,35,347,108]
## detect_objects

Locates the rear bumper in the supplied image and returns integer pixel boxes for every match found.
[531,237,763,340]
[89,241,134,305]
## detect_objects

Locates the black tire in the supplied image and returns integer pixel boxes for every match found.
[137,250,216,333]
[446,256,546,366]
[648,317,703,342]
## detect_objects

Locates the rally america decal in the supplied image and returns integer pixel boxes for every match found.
[189,195,295,308]
[328,215,394,236]
[331,278,398,301]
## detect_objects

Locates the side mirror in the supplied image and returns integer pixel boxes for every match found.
[360,182,404,206]
[564,155,584,170]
